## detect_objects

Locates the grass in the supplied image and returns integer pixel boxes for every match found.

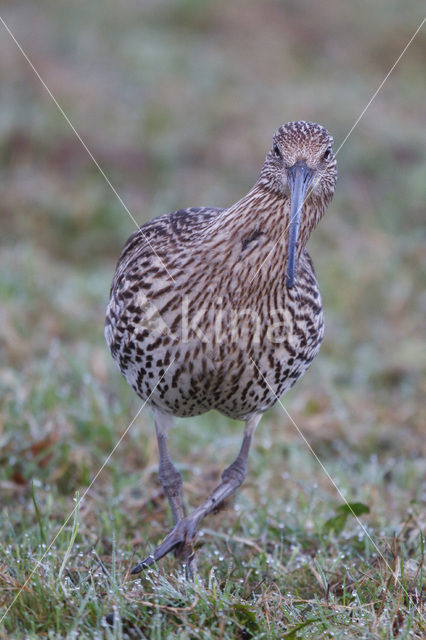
[0,0,425,637]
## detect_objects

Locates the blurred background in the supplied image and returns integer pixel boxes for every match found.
[0,0,425,631]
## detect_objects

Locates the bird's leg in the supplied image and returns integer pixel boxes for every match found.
[131,413,261,575]
[152,408,196,576]
[153,408,185,525]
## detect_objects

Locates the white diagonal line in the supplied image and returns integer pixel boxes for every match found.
[248,15,426,285]
[334,16,426,156]
[249,357,411,598]
[0,14,176,284]
[0,360,175,624]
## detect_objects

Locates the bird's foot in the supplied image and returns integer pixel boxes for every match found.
[131,514,199,576]
[178,539,198,580]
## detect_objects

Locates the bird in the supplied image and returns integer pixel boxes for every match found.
[105,120,337,577]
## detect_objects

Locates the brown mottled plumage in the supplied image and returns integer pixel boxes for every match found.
[105,121,337,576]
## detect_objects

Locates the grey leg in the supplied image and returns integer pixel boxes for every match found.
[152,408,195,576]
[132,413,262,575]
[152,407,185,525]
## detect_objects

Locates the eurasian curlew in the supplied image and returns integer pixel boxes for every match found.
[105,120,338,576]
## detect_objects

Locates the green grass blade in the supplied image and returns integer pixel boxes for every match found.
[31,481,46,545]
[58,491,80,583]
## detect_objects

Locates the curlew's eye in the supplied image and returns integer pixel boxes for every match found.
[323,147,332,161]
[273,144,282,159]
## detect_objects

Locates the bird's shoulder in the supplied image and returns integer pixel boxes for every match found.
[122,206,223,257]
[111,206,224,287]
[168,206,224,236]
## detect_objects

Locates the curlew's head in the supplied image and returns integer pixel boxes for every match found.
[258,121,337,287]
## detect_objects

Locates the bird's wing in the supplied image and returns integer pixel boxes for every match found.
[167,206,225,239]
[110,207,225,291]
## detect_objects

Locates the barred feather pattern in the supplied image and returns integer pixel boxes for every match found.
[105,121,337,420]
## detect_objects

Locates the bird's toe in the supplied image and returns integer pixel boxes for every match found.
[130,515,198,575]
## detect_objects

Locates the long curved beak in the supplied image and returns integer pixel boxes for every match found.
[286,161,314,288]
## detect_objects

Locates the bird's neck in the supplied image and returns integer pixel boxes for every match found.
[223,183,324,255]
[223,185,286,244]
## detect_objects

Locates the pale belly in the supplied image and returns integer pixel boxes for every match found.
[106,284,324,420]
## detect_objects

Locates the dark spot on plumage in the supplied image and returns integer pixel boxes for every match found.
[241,230,264,252]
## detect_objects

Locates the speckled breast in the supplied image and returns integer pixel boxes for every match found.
[105,249,324,421]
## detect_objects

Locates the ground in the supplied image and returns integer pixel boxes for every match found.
[0,1,425,638]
